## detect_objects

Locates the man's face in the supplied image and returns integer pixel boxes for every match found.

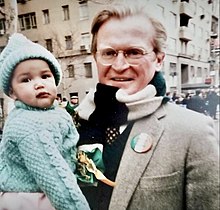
[95,15,164,95]
[71,98,78,105]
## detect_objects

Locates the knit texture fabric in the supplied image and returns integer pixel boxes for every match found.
[0,33,62,96]
[0,101,90,210]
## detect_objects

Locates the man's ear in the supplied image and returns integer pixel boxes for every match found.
[9,88,17,100]
[155,52,165,71]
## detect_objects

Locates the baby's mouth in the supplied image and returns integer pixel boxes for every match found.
[36,92,50,98]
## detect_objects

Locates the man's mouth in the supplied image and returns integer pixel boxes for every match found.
[111,77,133,82]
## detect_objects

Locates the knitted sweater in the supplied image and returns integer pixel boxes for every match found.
[0,101,90,210]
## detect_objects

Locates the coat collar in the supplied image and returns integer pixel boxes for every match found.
[109,106,165,209]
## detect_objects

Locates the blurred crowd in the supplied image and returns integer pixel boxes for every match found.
[166,87,220,120]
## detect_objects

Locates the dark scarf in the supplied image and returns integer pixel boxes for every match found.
[149,71,167,96]
[77,71,167,146]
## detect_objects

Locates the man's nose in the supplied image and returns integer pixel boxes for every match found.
[111,52,130,71]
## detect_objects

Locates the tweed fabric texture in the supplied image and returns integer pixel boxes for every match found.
[77,85,219,209]
[0,33,62,96]
[0,101,90,210]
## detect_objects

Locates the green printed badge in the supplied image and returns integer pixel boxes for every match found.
[131,133,153,153]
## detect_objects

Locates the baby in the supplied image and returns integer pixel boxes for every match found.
[0,33,90,210]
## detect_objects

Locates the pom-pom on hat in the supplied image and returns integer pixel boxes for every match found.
[0,33,62,96]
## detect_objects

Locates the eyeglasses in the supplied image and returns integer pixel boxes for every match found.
[96,47,155,66]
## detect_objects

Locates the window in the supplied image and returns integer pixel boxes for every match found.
[181,64,189,84]
[212,0,219,16]
[204,68,208,77]
[197,67,202,77]
[18,12,37,30]
[67,64,75,78]
[17,0,29,3]
[188,43,195,56]
[189,22,195,35]
[45,39,53,52]
[169,12,177,28]
[81,32,90,49]
[70,92,78,98]
[43,9,50,24]
[65,36,73,50]
[204,49,208,58]
[0,0,4,6]
[84,62,92,78]
[198,27,203,38]
[62,5,70,21]
[211,16,218,34]
[167,37,176,52]
[0,18,5,32]
[198,47,202,58]
[156,5,164,21]
[169,63,177,76]
[190,66,195,77]
[180,14,190,27]
[198,6,204,17]
[79,2,89,20]
[191,1,197,15]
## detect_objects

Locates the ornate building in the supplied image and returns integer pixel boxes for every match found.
[0,0,219,128]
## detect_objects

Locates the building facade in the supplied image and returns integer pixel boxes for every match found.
[0,0,219,128]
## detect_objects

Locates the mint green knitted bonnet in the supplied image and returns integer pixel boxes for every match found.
[0,33,62,96]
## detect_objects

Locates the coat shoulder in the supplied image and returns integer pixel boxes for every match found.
[161,102,215,132]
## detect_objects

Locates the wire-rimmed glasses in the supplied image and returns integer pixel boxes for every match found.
[96,47,155,66]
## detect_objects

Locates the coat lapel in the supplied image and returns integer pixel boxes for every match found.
[109,110,165,210]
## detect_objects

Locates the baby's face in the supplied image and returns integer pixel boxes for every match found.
[10,59,57,109]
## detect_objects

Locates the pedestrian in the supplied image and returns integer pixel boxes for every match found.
[60,96,68,108]
[181,92,191,107]
[65,96,79,116]
[65,96,80,128]
[187,89,207,114]
[74,3,219,210]
[206,88,220,119]
[70,96,79,108]
[0,33,90,210]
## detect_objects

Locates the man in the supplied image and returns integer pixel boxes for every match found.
[70,96,79,108]
[75,3,219,210]
[65,95,79,115]
[187,89,206,114]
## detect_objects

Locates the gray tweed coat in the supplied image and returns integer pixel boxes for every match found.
[109,102,219,210]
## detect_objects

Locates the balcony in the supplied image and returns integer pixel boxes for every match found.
[179,2,194,18]
[179,26,192,41]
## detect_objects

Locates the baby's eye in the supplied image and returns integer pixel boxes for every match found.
[21,78,31,83]
[42,74,52,79]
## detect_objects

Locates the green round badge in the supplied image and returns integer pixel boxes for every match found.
[131,133,153,153]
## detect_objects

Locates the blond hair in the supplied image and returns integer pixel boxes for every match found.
[91,3,167,55]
